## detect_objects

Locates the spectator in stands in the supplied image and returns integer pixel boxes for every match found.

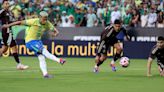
[96,4,104,20]
[120,1,130,17]
[96,4,105,27]
[130,9,139,27]
[59,1,68,14]
[74,8,84,27]
[86,8,97,27]
[103,7,111,26]
[0,0,163,28]
[135,0,142,7]
[61,11,69,27]
[141,10,148,27]
[122,9,132,27]
[68,15,75,27]
[69,0,79,5]
[111,6,121,24]
[54,13,62,26]
[10,0,22,20]
[147,9,157,27]
[67,2,75,16]
[157,10,164,28]
[76,0,85,10]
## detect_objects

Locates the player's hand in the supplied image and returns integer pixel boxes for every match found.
[54,31,59,37]
[51,31,59,37]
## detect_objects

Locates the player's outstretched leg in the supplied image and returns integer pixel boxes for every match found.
[42,48,66,65]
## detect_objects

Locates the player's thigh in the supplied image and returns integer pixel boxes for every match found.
[95,55,100,60]
[100,54,107,61]
[0,45,8,53]
[114,42,122,51]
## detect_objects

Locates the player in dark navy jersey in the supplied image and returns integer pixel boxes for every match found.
[147,36,164,77]
[93,19,130,72]
[0,0,28,70]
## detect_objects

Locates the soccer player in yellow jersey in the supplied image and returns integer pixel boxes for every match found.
[3,11,66,78]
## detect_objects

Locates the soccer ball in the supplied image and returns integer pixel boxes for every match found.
[119,57,130,68]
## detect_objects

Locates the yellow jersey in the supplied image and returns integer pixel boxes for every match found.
[24,18,54,42]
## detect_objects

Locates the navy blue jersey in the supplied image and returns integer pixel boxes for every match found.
[101,24,128,42]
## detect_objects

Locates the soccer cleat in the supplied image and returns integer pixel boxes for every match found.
[93,66,99,73]
[110,64,116,72]
[17,64,29,70]
[59,58,66,65]
[44,74,54,78]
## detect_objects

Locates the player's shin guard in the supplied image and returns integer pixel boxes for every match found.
[12,53,20,64]
[97,60,104,67]
[38,54,48,76]
[113,53,121,62]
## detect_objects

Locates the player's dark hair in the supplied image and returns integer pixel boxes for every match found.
[114,19,121,24]
[2,0,8,4]
[158,36,164,41]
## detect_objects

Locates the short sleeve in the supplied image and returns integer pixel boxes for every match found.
[47,21,54,31]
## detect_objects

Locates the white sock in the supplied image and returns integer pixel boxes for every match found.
[111,60,115,64]
[94,65,98,68]
[42,48,60,63]
[38,55,48,76]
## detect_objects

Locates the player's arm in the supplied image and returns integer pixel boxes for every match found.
[0,9,4,19]
[158,66,164,76]
[147,47,157,77]
[48,21,59,37]
[51,27,59,37]
[122,27,130,41]
[2,20,24,28]
[2,19,35,28]
[147,57,153,77]
[100,25,112,41]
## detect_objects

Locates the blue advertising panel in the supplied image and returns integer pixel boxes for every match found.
[123,41,156,59]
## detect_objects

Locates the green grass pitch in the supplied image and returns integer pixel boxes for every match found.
[0,57,163,92]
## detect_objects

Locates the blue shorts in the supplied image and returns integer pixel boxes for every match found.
[26,40,44,55]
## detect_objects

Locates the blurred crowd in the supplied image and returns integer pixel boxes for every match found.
[0,0,164,28]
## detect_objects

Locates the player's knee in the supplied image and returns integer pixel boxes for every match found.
[95,56,100,60]
[11,49,18,54]
[100,56,106,61]
[2,47,8,53]
[117,47,123,52]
